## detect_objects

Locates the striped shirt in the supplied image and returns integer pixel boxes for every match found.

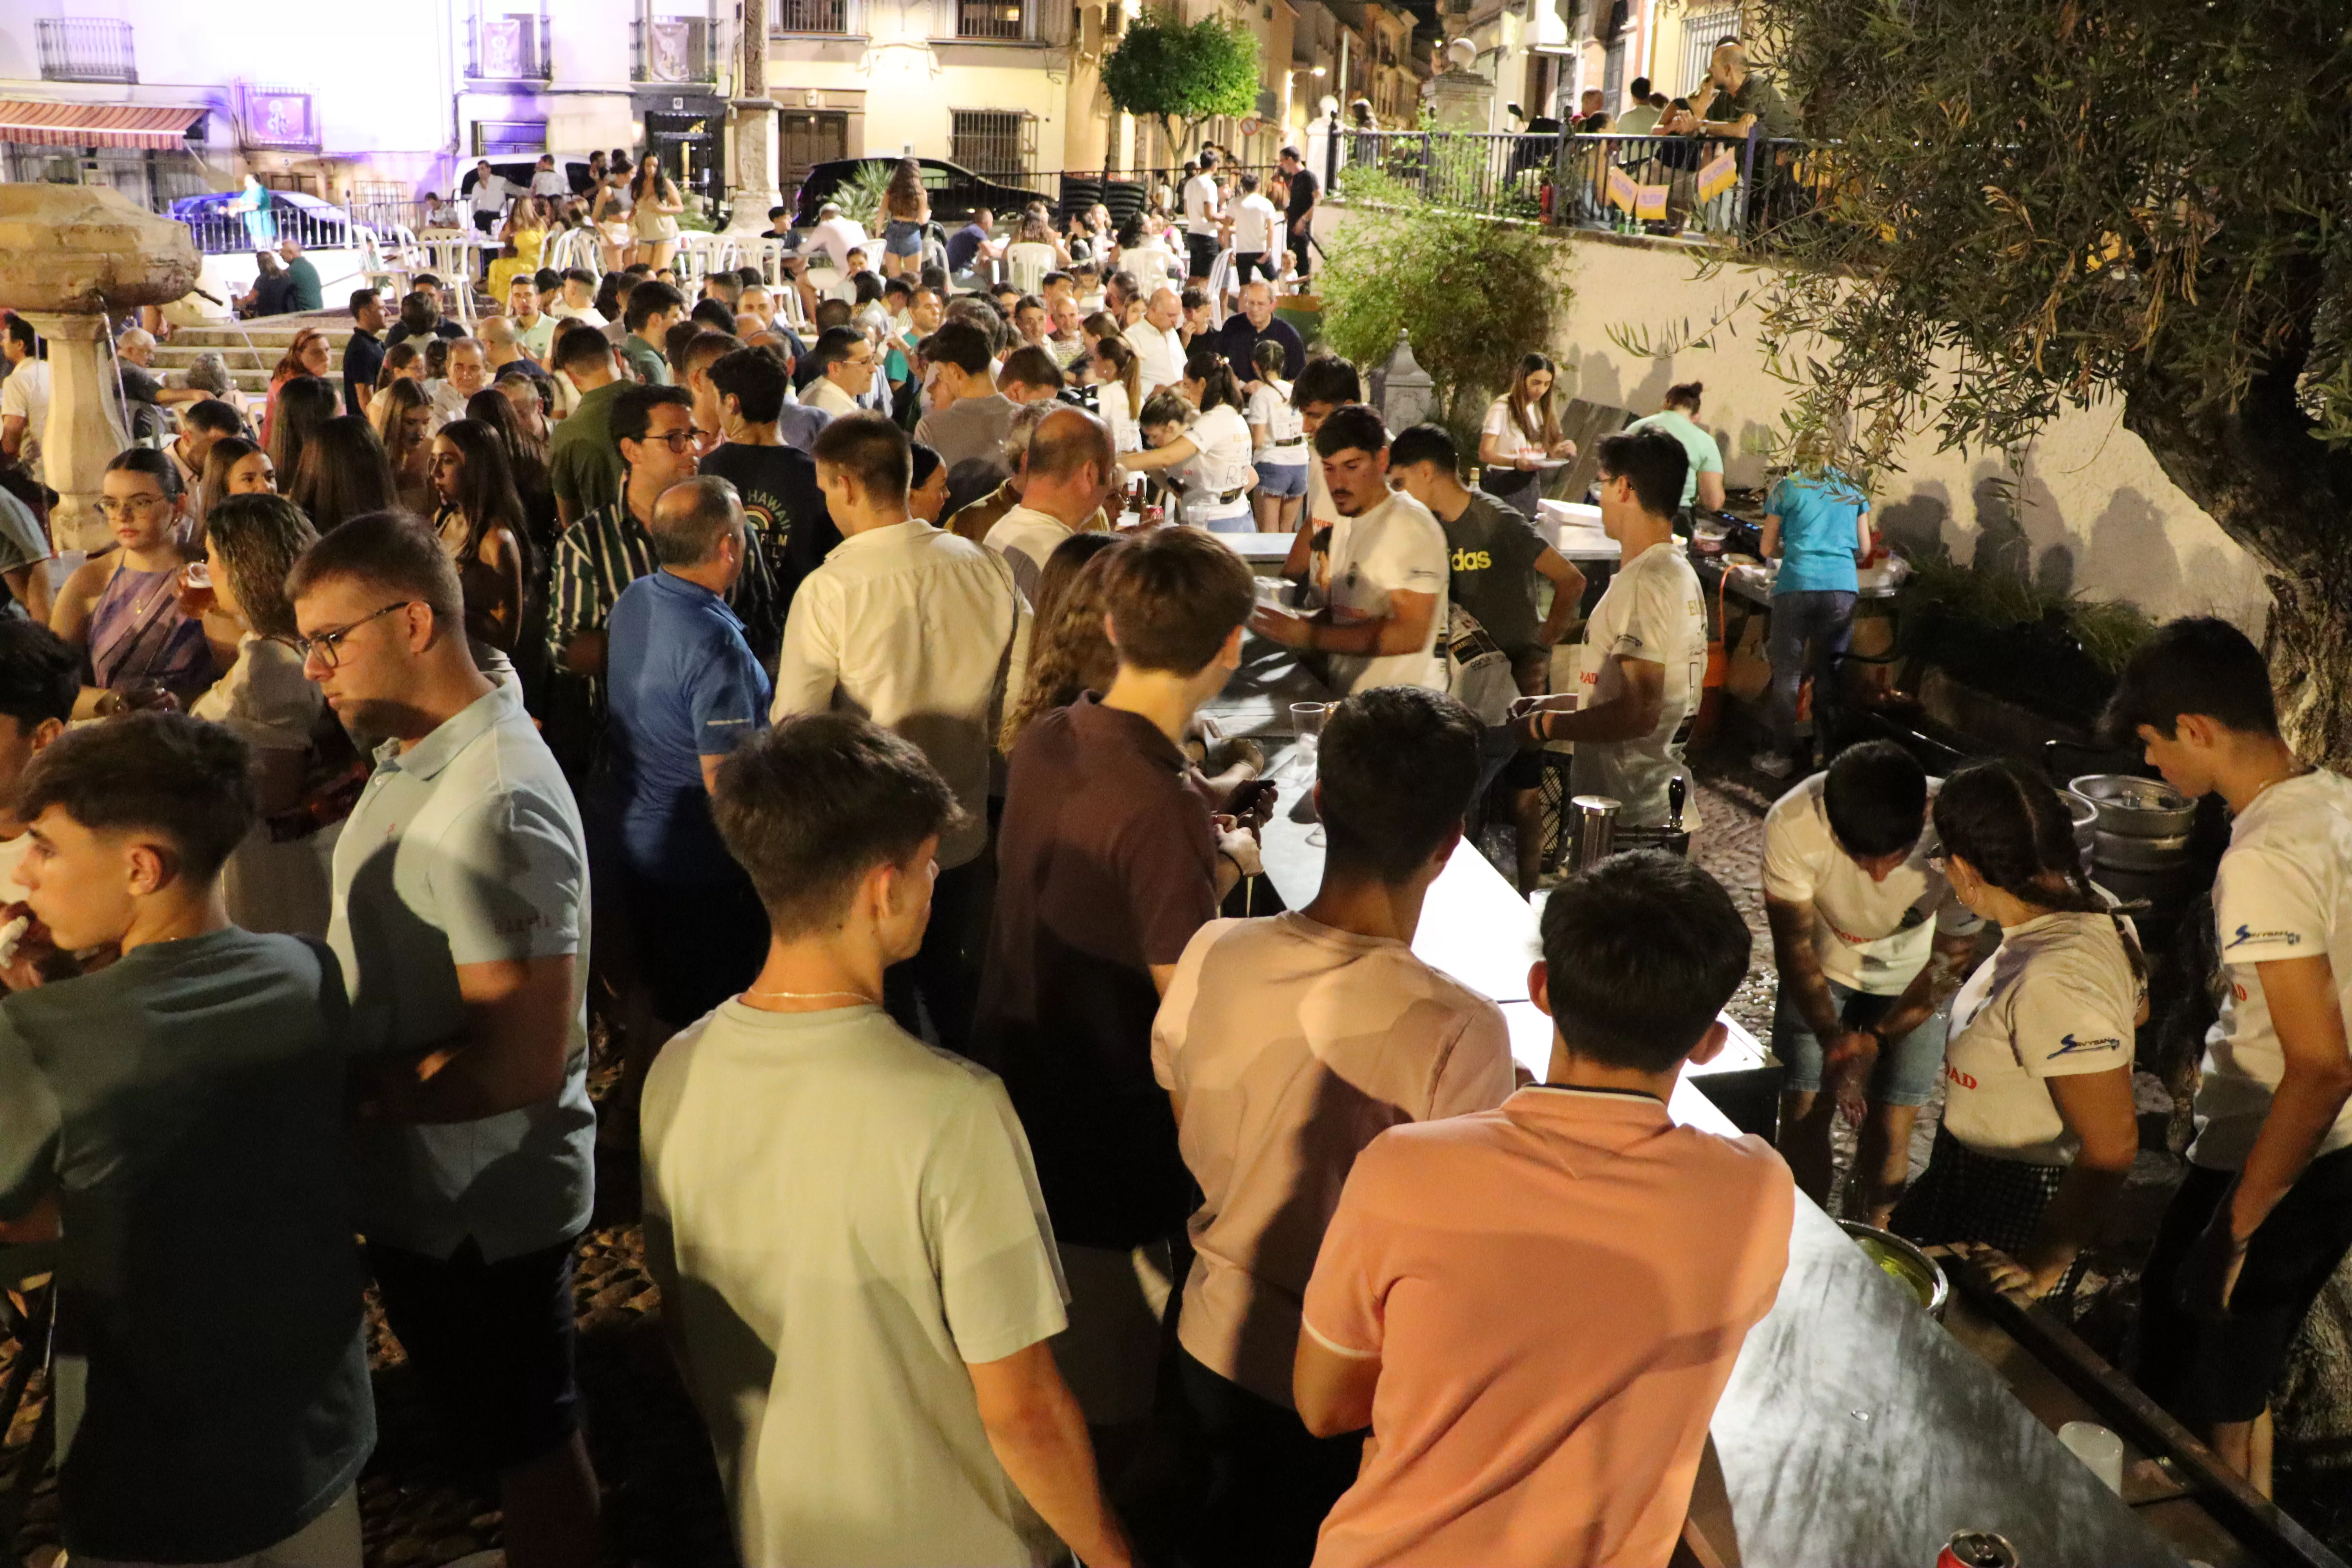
[546,499,782,693]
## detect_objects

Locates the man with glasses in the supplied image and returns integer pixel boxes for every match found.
[800,326,875,419]
[547,386,782,706]
[288,512,604,1566]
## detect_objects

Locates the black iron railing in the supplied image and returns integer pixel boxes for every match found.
[772,0,862,32]
[632,15,717,82]
[1323,127,1829,241]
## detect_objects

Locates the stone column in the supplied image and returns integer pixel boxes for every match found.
[0,186,196,553]
[19,314,130,553]
[723,0,784,234]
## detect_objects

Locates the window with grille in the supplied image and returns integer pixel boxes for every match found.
[955,0,1029,40]
[773,0,860,33]
[1680,7,1741,96]
[949,111,1035,183]
[636,9,716,81]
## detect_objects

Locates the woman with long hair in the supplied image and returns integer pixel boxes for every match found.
[370,379,437,514]
[53,448,213,714]
[1626,379,1727,517]
[198,436,274,531]
[594,156,636,272]
[288,415,397,534]
[260,327,334,452]
[1477,352,1577,520]
[427,419,530,655]
[243,249,292,318]
[467,387,556,556]
[488,197,551,298]
[369,341,425,420]
[880,158,931,279]
[187,493,339,937]
[1090,335,1143,454]
[1118,375,1256,534]
[267,374,338,499]
[1889,760,2144,1302]
[1179,347,1247,418]
[630,154,685,270]
[1001,534,1122,751]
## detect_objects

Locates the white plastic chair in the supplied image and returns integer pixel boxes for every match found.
[1005,242,1056,296]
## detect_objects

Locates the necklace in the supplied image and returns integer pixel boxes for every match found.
[2247,762,2311,806]
[741,986,877,1005]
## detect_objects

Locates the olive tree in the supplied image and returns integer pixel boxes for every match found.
[1749,0,2352,763]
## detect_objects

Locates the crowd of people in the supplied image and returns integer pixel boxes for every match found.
[0,145,2344,1568]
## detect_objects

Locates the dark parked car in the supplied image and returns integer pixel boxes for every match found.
[791,158,1051,228]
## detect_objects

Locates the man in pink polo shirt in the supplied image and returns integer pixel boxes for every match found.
[1152,685,1517,1566]
[1295,850,1795,1568]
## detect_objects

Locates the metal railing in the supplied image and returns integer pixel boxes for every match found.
[772,0,862,31]
[180,205,358,257]
[1325,128,1831,241]
[469,12,553,80]
[36,18,137,83]
[936,0,1071,44]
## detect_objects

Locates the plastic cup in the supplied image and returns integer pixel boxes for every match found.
[2058,1420,2124,1495]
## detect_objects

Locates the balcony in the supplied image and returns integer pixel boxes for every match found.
[633,16,717,83]
[238,88,319,152]
[470,13,553,82]
[36,18,137,85]
[935,0,1072,46]
[772,0,864,35]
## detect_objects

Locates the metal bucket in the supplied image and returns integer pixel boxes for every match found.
[1840,1221,1950,1319]
[2064,789,2098,873]
[2068,774,2197,837]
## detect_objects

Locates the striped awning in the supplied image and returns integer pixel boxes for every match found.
[0,101,206,150]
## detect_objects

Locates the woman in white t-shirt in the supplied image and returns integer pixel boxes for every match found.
[1088,336,1144,454]
[1245,339,1308,533]
[1118,354,1256,533]
[1478,352,1578,520]
[1890,760,2144,1301]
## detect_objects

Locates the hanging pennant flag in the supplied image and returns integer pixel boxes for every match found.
[1635,183,1668,220]
[1698,147,1740,203]
[1607,166,1639,213]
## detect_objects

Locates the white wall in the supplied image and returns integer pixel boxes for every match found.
[1311,206,2272,628]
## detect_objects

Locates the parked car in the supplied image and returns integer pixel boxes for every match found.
[791,158,1051,228]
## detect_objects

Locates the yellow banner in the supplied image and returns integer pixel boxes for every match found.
[1606,166,1639,213]
[1635,183,1668,220]
[1698,148,1739,202]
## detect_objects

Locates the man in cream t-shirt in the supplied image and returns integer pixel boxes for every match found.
[1251,406,1446,693]
[1760,741,1980,1216]
[1515,428,1704,831]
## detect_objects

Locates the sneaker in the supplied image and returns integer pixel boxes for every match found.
[1752,751,1795,780]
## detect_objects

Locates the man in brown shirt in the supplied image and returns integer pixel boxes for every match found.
[975,528,1262,1459]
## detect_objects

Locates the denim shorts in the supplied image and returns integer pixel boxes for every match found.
[882,219,923,257]
[1770,976,1948,1105]
[1256,459,1308,498]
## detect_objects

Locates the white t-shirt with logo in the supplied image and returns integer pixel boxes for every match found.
[1247,378,1305,463]
[1323,489,1449,694]
[1761,772,1976,995]
[1569,540,1707,830]
[2190,769,2352,1170]
[1941,911,2140,1165]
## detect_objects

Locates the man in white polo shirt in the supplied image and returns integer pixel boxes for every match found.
[984,407,1114,601]
[773,413,1029,1062]
[1251,405,1448,695]
[1513,426,1706,833]
[290,514,601,1564]
[1125,287,1188,401]
[1761,740,1979,1221]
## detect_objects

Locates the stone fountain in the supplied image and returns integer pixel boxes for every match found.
[0,185,200,551]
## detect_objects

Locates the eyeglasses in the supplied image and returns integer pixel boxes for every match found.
[642,428,707,453]
[97,495,169,519]
[294,601,414,669]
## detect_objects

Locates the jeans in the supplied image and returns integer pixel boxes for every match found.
[1766,589,1857,756]
[1770,976,1947,1105]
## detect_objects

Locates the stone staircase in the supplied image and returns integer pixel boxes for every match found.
[150,312,352,394]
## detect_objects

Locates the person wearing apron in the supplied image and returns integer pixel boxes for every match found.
[1478,352,1577,520]
[1120,388,1258,535]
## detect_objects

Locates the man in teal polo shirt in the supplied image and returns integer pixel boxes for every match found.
[290,512,603,1564]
